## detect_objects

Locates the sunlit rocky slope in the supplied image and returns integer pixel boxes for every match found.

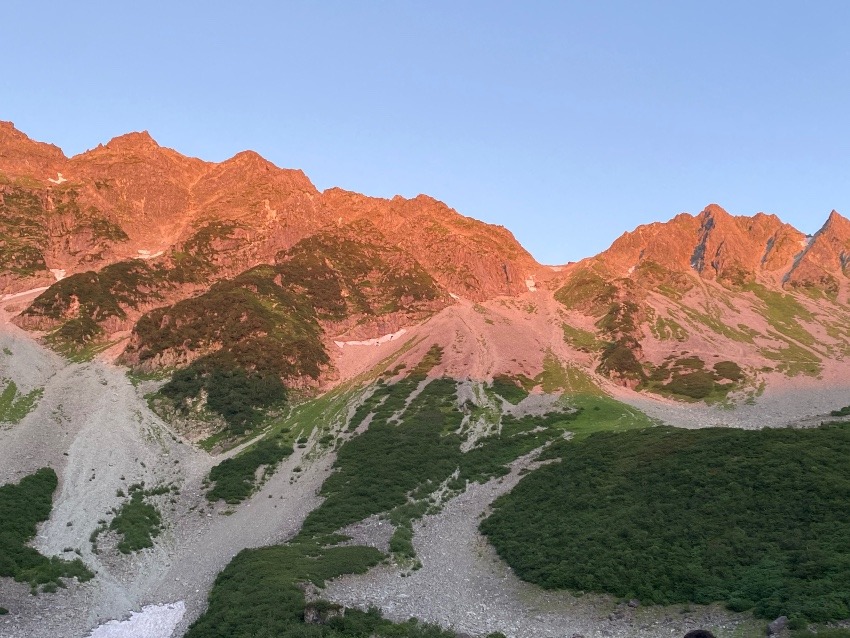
[3,123,850,638]
[3,121,850,427]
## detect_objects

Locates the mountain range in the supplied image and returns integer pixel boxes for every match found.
[3,120,849,413]
[2,122,850,638]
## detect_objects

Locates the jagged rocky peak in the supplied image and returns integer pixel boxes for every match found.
[104,130,159,150]
[72,129,208,173]
[1,122,542,318]
[785,210,850,295]
[199,148,318,197]
[596,204,805,286]
[0,121,67,179]
[596,212,701,275]
[822,209,850,236]
[690,204,806,283]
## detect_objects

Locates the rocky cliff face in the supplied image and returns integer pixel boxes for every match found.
[0,121,66,178]
[598,204,807,285]
[785,210,850,297]
[592,203,850,298]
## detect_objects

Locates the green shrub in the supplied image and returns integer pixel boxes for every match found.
[491,375,529,404]
[27,260,165,324]
[562,323,600,351]
[482,424,850,622]
[389,524,416,558]
[597,338,645,381]
[109,485,162,553]
[298,376,464,539]
[298,346,585,543]
[0,380,42,423]
[184,543,384,638]
[713,360,743,381]
[664,370,715,399]
[207,437,293,503]
[554,268,618,314]
[0,468,93,588]
[160,355,288,433]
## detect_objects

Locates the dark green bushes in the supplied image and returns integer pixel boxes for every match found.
[185,542,459,638]
[597,338,645,382]
[109,484,162,553]
[481,424,850,624]
[276,221,442,320]
[299,346,580,541]
[27,260,165,324]
[713,360,743,381]
[169,222,238,283]
[299,376,464,539]
[134,269,326,377]
[389,524,416,558]
[207,436,294,503]
[0,380,43,424]
[554,268,618,314]
[0,468,93,589]
[186,347,614,638]
[644,357,740,401]
[161,354,288,433]
[664,370,715,399]
[491,375,529,404]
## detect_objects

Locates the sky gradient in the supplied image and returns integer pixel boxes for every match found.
[3,1,850,264]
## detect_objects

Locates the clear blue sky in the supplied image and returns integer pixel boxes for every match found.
[3,1,849,264]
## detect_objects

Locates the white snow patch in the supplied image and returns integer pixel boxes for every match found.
[0,286,49,302]
[48,172,67,184]
[334,328,407,348]
[136,250,164,260]
[627,265,636,275]
[449,293,460,300]
[50,269,66,281]
[548,265,563,272]
[87,601,185,638]
[524,277,537,292]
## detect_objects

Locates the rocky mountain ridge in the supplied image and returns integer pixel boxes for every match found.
[0,121,538,300]
[4,122,850,436]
